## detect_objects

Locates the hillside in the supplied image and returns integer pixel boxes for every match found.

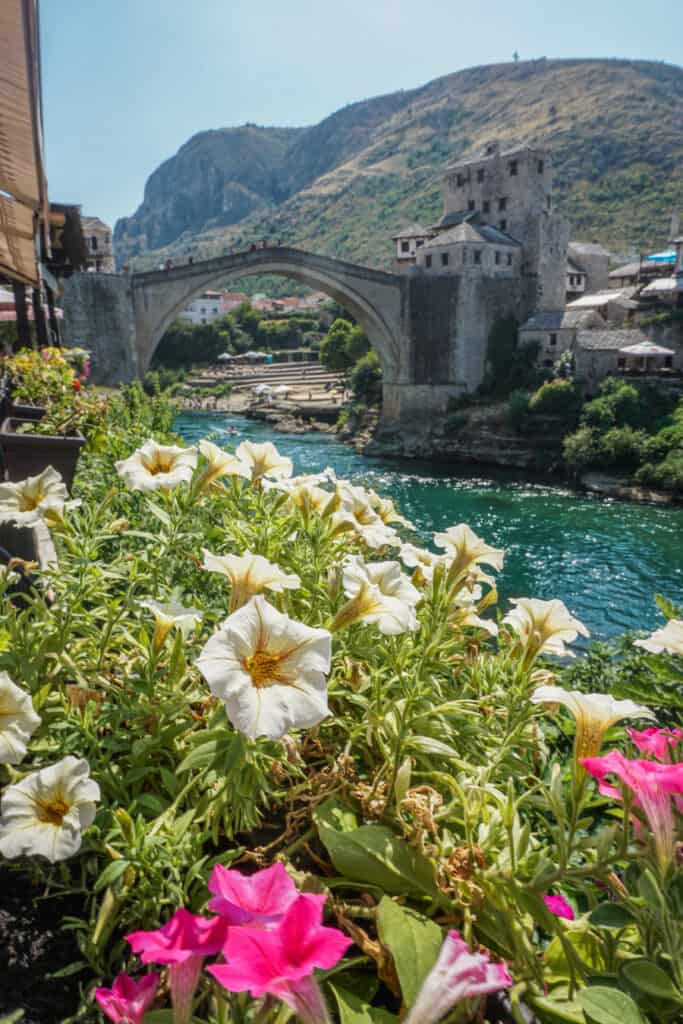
[114,58,683,271]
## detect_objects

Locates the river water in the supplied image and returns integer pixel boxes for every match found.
[176,412,683,641]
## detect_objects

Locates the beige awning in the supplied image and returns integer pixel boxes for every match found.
[0,0,47,285]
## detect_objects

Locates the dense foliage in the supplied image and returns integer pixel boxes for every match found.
[1,389,683,1024]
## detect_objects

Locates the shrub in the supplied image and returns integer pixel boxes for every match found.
[507,389,531,431]
[563,425,600,469]
[350,350,382,404]
[528,378,582,423]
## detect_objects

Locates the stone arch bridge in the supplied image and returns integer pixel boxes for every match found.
[62,246,523,427]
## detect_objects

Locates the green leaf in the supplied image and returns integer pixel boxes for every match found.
[329,984,398,1024]
[315,810,438,898]
[0,1011,25,1023]
[376,896,442,1007]
[46,960,88,979]
[621,959,682,1002]
[578,986,645,1024]
[525,993,586,1023]
[589,904,635,929]
[94,859,131,892]
[314,798,359,833]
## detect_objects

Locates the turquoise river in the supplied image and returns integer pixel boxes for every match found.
[176,412,683,642]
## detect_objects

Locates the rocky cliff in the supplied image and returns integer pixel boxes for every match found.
[115,58,683,269]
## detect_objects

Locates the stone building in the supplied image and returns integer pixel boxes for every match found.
[567,241,610,294]
[81,216,114,273]
[519,309,602,368]
[573,328,672,394]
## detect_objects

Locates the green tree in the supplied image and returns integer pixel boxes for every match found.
[320,319,355,372]
[350,350,382,403]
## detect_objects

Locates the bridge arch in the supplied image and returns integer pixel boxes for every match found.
[131,247,404,384]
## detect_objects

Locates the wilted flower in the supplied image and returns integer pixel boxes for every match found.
[0,466,68,526]
[127,908,228,1024]
[208,894,351,1024]
[139,599,203,653]
[331,556,419,635]
[581,750,683,867]
[0,756,99,862]
[433,524,504,585]
[405,929,512,1024]
[503,598,589,663]
[0,672,40,764]
[627,726,683,762]
[196,439,251,488]
[635,619,683,656]
[116,440,197,492]
[531,686,654,759]
[202,548,300,611]
[235,440,293,483]
[196,595,331,740]
[544,894,575,921]
[95,971,159,1024]
[208,861,324,926]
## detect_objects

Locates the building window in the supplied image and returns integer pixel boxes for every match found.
[498,197,507,211]
[482,200,490,214]
[462,249,467,263]
[546,196,552,209]
[499,219,507,231]
[416,239,424,247]
[91,236,98,251]
[507,252,513,265]
[468,199,476,211]
[543,358,553,368]
[509,160,518,175]
[401,240,410,253]
[617,357,626,369]
[457,173,465,186]
[477,168,485,182]
[425,254,432,268]
[665,356,673,368]
[441,252,449,266]
[549,333,557,347]
[105,234,111,244]
[537,160,544,174]
[495,251,501,265]
[474,250,482,265]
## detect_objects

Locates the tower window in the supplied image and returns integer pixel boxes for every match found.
[457,173,465,186]
[499,219,507,231]
[498,197,507,211]
[509,160,518,176]
[546,196,552,209]
[441,252,449,266]
[474,250,482,265]
[468,200,476,211]
[425,254,432,268]
[507,252,513,266]
[91,236,98,251]
[483,200,490,214]
[495,251,501,265]
[477,168,485,183]
[416,239,424,247]
[549,333,557,347]
[537,160,544,174]
[401,240,410,253]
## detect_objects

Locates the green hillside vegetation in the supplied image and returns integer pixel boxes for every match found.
[115,58,683,274]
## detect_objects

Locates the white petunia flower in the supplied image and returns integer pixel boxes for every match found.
[0,672,40,764]
[139,599,203,652]
[449,585,498,636]
[0,756,100,862]
[331,556,419,635]
[115,440,197,492]
[197,439,251,487]
[368,489,414,530]
[433,524,505,581]
[399,543,450,584]
[635,619,683,656]
[333,483,399,549]
[0,467,68,526]
[196,596,331,740]
[277,479,336,518]
[202,548,301,611]
[531,685,655,758]
[503,597,589,663]
[235,441,293,483]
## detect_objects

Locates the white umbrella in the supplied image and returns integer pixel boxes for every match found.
[253,383,272,395]
[217,352,233,361]
[619,341,675,357]
[272,384,291,395]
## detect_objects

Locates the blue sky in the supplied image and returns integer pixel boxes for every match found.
[40,0,680,229]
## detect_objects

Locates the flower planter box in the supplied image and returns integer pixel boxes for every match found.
[0,519,58,571]
[0,417,85,491]
[9,403,47,421]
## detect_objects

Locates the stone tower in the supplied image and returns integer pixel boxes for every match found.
[441,141,569,310]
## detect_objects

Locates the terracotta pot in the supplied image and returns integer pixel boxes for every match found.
[0,417,85,491]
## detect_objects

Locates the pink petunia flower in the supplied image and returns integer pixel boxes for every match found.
[544,894,575,921]
[404,930,512,1024]
[208,861,325,926]
[126,908,228,1024]
[208,893,351,1024]
[626,726,683,763]
[581,750,683,866]
[95,971,158,1024]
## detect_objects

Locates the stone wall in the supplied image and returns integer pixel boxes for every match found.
[62,273,138,385]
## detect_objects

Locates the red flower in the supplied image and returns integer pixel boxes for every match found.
[72,378,82,391]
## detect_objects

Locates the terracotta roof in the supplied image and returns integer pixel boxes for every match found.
[576,329,649,351]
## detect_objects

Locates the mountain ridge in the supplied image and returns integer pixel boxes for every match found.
[114,57,683,270]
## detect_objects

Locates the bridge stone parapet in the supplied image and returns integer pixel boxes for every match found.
[62,246,533,429]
